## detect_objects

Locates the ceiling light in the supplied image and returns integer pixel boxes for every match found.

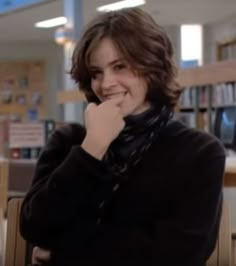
[97,0,146,12]
[35,17,67,28]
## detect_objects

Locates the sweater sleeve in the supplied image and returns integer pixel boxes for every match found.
[153,138,225,266]
[20,125,112,248]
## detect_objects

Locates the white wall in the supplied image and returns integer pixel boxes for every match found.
[203,15,236,64]
[164,26,181,66]
[0,40,64,120]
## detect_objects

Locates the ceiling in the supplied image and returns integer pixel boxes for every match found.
[0,0,236,41]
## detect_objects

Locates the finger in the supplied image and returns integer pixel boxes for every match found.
[32,247,51,263]
[37,250,50,260]
[105,97,124,108]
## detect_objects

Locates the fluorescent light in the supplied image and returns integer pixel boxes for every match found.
[35,17,67,28]
[97,0,146,12]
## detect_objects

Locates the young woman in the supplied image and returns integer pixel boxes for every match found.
[20,7,225,266]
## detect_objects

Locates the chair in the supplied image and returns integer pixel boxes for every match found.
[0,159,36,218]
[207,202,232,266]
[0,206,5,266]
[0,160,9,217]
[4,198,26,266]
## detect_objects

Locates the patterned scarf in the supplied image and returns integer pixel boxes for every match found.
[103,105,173,182]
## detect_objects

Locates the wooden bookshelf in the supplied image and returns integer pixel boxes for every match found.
[57,90,85,104]
[224,157,236,187]
[0,60,47,121]
[177,59,236,87]
[217,39,236,61]
[177,59,236,131]
[0,104,26,116]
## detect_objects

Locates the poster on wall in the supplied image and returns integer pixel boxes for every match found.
[9,122,45,148]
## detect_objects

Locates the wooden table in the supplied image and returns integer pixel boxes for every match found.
[224,157,236,187]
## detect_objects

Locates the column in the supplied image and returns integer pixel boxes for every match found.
[63,0,84,123]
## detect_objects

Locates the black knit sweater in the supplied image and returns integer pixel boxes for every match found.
[20,121,225,266]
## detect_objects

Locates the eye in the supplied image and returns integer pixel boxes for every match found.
[90,71,102,80]
[114,64,126,71]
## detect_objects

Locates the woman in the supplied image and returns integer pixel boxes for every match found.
[20,7,225,266]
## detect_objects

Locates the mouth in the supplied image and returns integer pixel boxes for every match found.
[103,92,127,101]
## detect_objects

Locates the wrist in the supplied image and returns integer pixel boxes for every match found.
[81,134,109,160]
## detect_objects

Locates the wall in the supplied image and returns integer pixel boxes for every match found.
[164,26,181,65]
[0,40,64,121]
[204,15,236,64]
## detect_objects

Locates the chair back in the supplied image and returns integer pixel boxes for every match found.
[207,202,232,266]
[0,160,9,216]
[5,198,26,266]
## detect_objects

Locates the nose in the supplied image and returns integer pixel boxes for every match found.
[101,71,116,91]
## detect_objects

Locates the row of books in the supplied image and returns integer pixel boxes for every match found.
[212,82,236,106]
[179,82,236,108]
[176,111,216,133]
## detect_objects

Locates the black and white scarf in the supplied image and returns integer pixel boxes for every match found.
[103,105,173,181]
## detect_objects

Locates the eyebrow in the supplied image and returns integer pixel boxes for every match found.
[89,58,125,70]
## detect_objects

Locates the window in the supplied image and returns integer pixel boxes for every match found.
[180,24,203,67]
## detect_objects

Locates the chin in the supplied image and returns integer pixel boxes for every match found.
[122,108,135,117]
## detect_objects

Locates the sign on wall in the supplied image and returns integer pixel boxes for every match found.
[9,122,45,148]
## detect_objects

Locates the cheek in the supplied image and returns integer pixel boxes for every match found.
[129,83,148,102]
[91,81,99,95]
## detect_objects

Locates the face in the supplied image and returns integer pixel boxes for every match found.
[88,38,151,117]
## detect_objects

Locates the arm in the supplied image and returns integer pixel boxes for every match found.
[153,142,225,266]
[20,126,111,248]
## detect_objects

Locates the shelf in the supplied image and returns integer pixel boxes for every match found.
[178,59,236,87]
[199,105,208,109]
[179,106,195,111]
[56,90,85,104]
[212,104,236,108]
[0,104,26,115]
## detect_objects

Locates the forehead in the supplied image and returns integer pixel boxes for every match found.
[89,38,123,66]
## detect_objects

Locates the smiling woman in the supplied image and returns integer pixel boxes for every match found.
[20,7,225,266]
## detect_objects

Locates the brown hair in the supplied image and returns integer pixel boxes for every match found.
[70,7,181,108]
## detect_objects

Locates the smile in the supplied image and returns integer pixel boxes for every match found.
[103,92,126,101]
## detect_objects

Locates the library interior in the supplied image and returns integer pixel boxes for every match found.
[0,0,236,265]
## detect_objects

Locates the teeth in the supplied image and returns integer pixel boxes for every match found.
[104,92,125,100]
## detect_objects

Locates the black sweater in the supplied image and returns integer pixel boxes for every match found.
[20,121,225,266]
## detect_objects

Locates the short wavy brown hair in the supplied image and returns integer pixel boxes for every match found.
[70,7,181,109]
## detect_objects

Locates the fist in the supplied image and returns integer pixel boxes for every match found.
[84,99,125,147]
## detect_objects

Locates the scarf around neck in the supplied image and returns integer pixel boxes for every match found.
[103,105,173,181]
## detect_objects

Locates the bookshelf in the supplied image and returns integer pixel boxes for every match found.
[177,59,236,132]
[217,39,236,61]
[57,90,85,104]
[0,60,47,121]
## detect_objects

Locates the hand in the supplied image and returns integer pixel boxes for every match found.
[82,99,125,159]
[32,246,51,265]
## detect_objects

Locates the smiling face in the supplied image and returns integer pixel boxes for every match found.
[88,38,151,117]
